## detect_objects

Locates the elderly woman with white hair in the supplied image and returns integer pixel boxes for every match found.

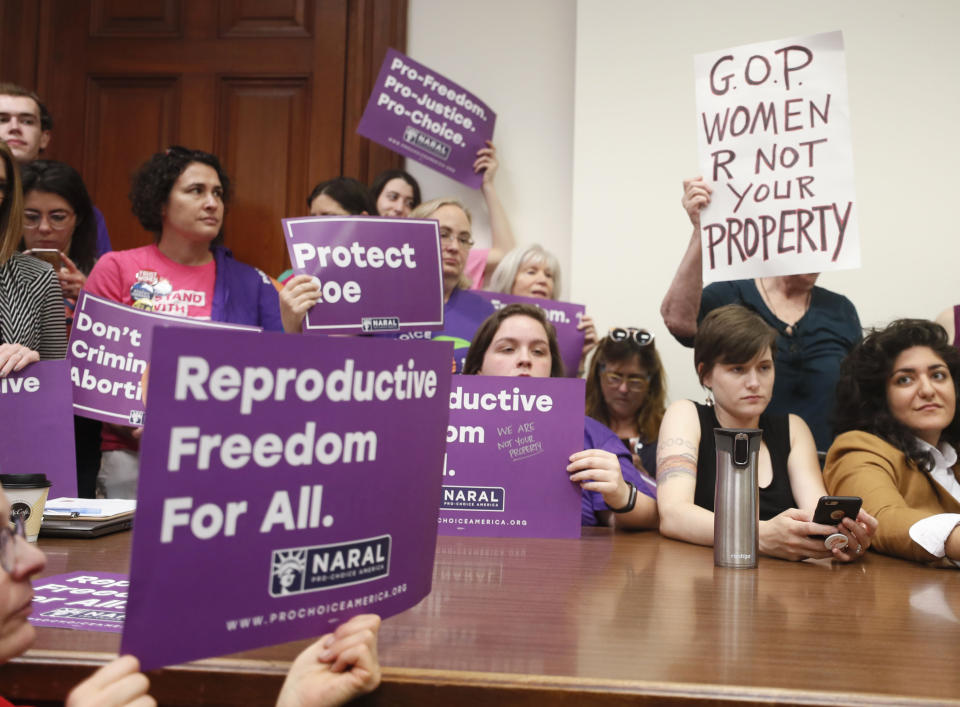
[487,243,597,375]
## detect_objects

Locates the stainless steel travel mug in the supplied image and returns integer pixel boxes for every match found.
[713,428,762,568]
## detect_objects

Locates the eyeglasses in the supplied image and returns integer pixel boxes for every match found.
[609,327,654,347]
[439,230,474,248]
[600,371,650,392]
[24,210,75,231]
[0,515,26,574]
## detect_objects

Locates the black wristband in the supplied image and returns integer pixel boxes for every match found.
[607,481,637,513]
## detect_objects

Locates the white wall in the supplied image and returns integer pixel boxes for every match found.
[573,0,960,404]
[407,0,576,292]
[409,1,960,405]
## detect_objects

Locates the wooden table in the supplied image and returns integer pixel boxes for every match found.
[3,529,960,706]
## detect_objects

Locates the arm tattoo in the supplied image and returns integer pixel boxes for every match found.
[661,437,697,451]
[656,453,697,486]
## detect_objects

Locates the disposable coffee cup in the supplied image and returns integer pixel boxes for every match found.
[1,474,52,542]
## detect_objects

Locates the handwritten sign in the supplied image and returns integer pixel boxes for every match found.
[30,571,128,633]
[695,30,859,283]
[440,376,584,538]
[121,328,452,670]
[474,292,586,377]
[357,48,496,188]
[284,216,444,333]
[68,292,259,426]
[0,361,76,496]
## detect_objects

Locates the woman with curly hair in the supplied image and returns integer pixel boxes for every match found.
[824,319,960,566]
[585,329,666,476]
[84,146,282,497]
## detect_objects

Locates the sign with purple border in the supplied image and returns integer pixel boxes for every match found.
[284,216,444,334]
[357,48,496,188]
[474,292,586,377]
[0,361,76,496]
[121,328,452,670]
[30,571,128,633]
[68,291,259,427]
[440,376,584,538]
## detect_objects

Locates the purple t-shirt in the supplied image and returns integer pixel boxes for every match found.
[433,288,495,372]
[581,416,656,526]
[93,206,112,256]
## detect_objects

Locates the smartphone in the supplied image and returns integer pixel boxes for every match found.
[27,248,62,269]
[812,496,862,550]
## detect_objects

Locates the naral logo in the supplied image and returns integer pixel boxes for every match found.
[403,126,451,160]
[441,486,505,512]
[269,535,391,597]
[361,316,401,332]
[128,409,144,425]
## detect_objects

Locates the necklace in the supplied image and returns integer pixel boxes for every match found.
[758,278,811,336]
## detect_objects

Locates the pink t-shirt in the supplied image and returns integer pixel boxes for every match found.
[84,244,215,320]
[465,247,489,290]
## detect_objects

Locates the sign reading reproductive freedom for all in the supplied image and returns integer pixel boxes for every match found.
[440,376,584,539]
[284,216,444,333]
[695,30,860,283]
[68,292,259,426]
[0,361,76,495]
[357,48,496,188]
[121,328,452,670]
[30,571,128,633]
[474,292,586,377]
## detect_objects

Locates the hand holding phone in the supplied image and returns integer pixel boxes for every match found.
[25,248,63,269]
[811,496,862,550]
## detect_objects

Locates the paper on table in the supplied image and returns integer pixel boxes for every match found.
[44,497,136,520]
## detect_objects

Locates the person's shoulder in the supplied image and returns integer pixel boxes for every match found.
[812,284,858,313]
[8,251,54,279]
[827,430,900,462]
[454,288,496,315]
[700,279,751,314]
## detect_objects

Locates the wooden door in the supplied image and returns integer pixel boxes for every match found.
[0,0,405,276]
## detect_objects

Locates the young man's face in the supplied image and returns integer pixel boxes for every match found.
[0,94,50,164]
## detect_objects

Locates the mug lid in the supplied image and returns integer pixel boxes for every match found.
[0,473,52,488]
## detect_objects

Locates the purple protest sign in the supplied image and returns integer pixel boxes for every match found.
[284,216,444,333]
[30,571,128,633]
[121,328,452,670]
[440,376,584,538]
[357,48,496,188]
[68,291,259,426]
[474,292,586,377]
[0,361,76,496]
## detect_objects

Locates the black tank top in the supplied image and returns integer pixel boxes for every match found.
[693,403,797,521]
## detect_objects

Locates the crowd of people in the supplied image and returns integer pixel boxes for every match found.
[2,78,960,702]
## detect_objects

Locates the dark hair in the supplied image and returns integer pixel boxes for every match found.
[129,146,230,241]
[20,160,97,274]
[585,336,667,443]
[834,319,960,470]
[306,177,372,215]
[0,82,53,131]
[463,303,564,377]
[0,141,24,263]
[369,169,421,213]
[694,304,777,384]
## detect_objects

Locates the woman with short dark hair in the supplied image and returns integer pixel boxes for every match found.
[657,304,876,561]
[825,319,960,566]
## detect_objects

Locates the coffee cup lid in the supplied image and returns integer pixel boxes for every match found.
[0,473,52,489]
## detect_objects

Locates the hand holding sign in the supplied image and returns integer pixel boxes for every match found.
[0,343,39,377]
[280,275,323,333]
[64,655,154,707]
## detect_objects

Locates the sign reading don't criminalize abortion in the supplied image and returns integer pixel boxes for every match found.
[121,328,452,670]
[68,292,259,426]
[284,216,444,334]
[440,376,584,539]
[357,48,496,188]
[695,30,860,283]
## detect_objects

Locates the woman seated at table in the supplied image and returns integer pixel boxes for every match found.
[656,304,876,561]
[462,303,657,529]
[824,319,960,567]
[84,146,283,497]
[0,493,381,706]
[486,243,597,373]
[585,329,666,477]
[0,141,66,377]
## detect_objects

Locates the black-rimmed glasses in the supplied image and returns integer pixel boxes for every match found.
[608,327,654,347]
[0,515,26,574]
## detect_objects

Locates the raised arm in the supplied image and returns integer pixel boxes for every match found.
[660,177,711,343]
[475,141,516,280]
[935,306,956,347]
[655,399,717,545]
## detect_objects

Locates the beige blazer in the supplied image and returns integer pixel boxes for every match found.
[824,431,960,567]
